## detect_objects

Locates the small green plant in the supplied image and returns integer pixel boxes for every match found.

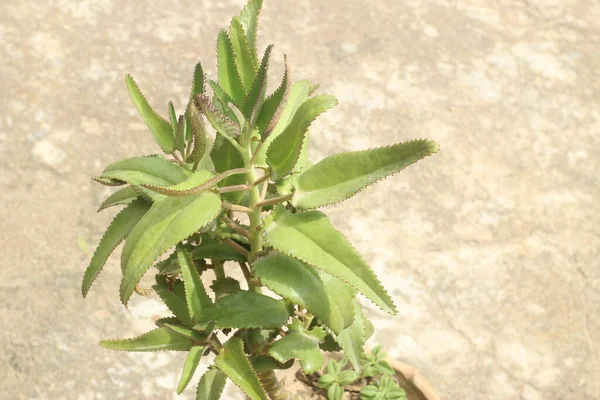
[360,376,407,400]
[81,0,439,399]
[316,358,359,400]
[317,348,406,400]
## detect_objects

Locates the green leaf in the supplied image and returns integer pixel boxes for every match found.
[338,370,359,386]
[255,80,311,166]
[256,56,290,137]
[186,62,206,142]
[177,246,212,322]
[243,44,273,123]
[141,169,215,197]
[82,201,151,297]
[210,135,245,202]
[268,319,326,374]
[120,192,222,305]
[98,186,140,211]
[336,301,367,374]
[230,16,256,90]
[254,252,354,334]
[264,207,396,314]
[197,291,289,329]
[209,80,236,107]
[327,384,344,400]
[100,327,193,352]
[189,62,205,103]
[196,367,227,400]
[164,323,209,341]
[238,0,263,66]
[175,115,186,156]
[177,346,205,394]
[217,29,245,106]
[195,94,240,140]
[153,279,194,327]
[266,95,338,180]
[292,140,440,209]
[210,277,241,299]
[186,101,208,164]
[125,74,175,153]
[168,101,178,145]
[192,236,247,262]
[92,176,125,187]
[98,156,189,187]
[317,373,336,389]
[216,337,267,400]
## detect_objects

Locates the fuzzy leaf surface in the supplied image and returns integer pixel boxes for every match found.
[197,291,288,329]
[98,186,140,211]
[243,44,273,122]
[164,323,209,341]
[120,193,222,305]
[195,95,240,140]
[187,101,208,164]
[177,346,205,394]
[98,156,189,187]
[255,56,290,138]
[230,16,256,90]
[125,74,174,153]
[175,115,186,155]
[196,367,227,400]
[268,319,326,374]
[100,327,193,352]
[336,301,367,374]
[216,337,267,400]
[82,201,150,297]
[189,62,205,103]
[254,252,353,334]
[266,95,337,179]
[264,207,396,314]
[217,30,245,106]
[141,170,215,197]
[177,246,212,322]
[255,80,311,166]
[293,140,440,209]
[238,0,262,65]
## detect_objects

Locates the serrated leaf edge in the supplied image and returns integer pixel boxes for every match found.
[293,139,440,210]
[119,196,222,306]
[100,327,193,353]
[262,55,291,138]
[216,337,268,400]
[263,211,397,315]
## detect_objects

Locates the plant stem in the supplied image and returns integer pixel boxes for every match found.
[241,131,264,293]
[222,238,250,258]
[256,370,295,400]
[212,259,226,280]
[222,215,249,237]
[217,184,251,194]
[222,202,253,214]
[256,194,293,208]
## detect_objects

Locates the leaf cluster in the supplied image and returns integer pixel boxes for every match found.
[81,1,439,399]
[317,347,406,400]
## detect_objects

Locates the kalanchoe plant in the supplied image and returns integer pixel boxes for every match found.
[81,0,439,399]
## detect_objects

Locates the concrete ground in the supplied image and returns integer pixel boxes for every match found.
[1,0,599,399]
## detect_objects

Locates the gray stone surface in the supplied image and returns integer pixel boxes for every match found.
[1,0,599,399]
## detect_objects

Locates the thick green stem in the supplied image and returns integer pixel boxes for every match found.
[256,370,295,400]
[241,137,264,293]
[212,259,226,280]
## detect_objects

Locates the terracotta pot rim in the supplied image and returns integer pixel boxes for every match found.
[386,357,441,400]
